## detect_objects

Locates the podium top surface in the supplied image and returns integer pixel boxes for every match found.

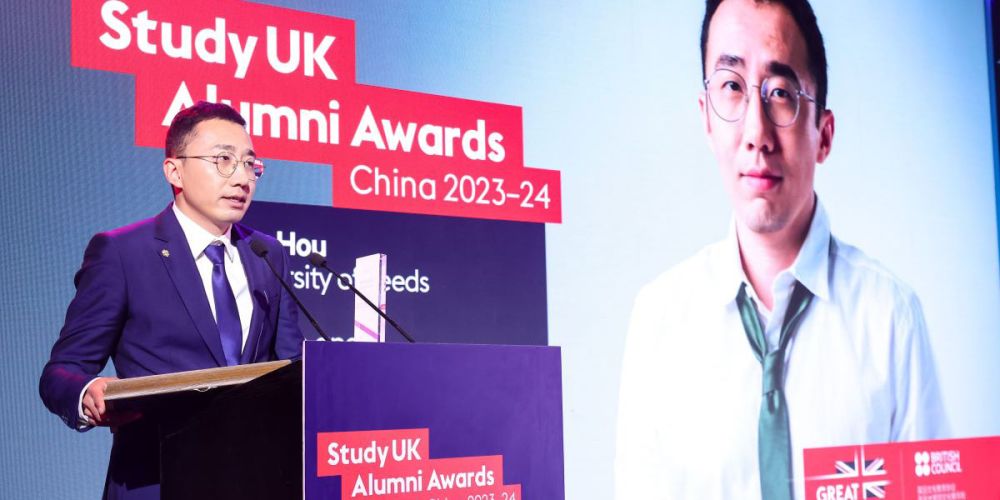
[103,360,292,401]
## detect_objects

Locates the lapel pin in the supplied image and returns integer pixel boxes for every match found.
[161,249,170,258]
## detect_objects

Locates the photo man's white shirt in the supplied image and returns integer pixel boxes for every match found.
[615,200,947,500]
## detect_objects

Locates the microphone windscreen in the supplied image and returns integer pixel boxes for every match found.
[249,239,269,257]
[308,252,326,267]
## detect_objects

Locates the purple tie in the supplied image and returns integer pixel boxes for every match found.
[204,243,242,366]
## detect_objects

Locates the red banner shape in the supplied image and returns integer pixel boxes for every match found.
[463,484,522,499]
[70,0,561,223]
[317,428,430,479]
[316,428,522,499]
[332,161,561,223]
[804,435,1000,500]
[340,455,505,499]
[72,0,356,83]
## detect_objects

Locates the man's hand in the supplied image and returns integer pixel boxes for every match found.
[82,377,141,428]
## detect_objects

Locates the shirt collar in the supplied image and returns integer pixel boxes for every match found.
[790,199,832,302]
[172,203,236,262]
[713,198,832,305]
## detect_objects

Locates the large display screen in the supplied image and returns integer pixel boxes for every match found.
[1,1,996,498]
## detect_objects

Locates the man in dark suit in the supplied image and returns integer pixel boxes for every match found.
[39,101,304,499]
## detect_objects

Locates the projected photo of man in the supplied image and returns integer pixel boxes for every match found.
[615,1,947,499]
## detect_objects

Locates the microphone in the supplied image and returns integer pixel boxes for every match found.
[249,239,332,342]
[307,253,416,344]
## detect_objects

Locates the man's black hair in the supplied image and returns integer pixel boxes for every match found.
[700,0,828,122]
[165,101,247,158]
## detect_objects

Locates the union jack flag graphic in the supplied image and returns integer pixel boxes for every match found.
[806,447,891,498]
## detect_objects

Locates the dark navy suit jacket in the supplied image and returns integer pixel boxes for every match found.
[39,205,303,499]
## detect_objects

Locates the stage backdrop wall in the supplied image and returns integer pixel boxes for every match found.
[1,1,998,499]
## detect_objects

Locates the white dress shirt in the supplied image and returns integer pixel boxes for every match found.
[614,201,947,500]
[77,205,254,427]
[172,203,253,347]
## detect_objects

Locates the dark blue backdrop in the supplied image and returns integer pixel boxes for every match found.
[243,201,548,345]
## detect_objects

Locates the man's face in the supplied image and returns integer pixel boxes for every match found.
[699,0,833,236]
[164,118,257,235]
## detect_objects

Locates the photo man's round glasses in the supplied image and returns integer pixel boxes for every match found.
[704,68,817,128]
[176,152,265,180]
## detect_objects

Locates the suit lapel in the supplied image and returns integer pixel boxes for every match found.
[234,225,266,364]
[153,205,227,367]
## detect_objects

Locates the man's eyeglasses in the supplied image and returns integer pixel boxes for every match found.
[176,152,265,180]
[704,68,817,128]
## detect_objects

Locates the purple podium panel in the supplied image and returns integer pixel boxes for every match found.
[303,341,564,499]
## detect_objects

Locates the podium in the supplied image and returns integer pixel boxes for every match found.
[105,341,564,499]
